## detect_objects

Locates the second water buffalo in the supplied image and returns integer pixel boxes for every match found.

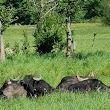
[56,72,95,91]
[68,78,110,92]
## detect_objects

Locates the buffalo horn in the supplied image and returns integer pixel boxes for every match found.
[33,76,42,81]
[14,75,21,80]
[77,75,89,81]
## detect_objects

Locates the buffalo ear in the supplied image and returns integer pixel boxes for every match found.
[7,80,12,85]
[88,71,95,78]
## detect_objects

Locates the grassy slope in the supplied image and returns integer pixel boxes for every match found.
[0,23,110,110]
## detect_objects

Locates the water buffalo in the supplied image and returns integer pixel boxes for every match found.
[56,71,95,91]
[21,75,55,97]
[20,75,35,97]
[68,78,110,92]
[0,79,27,98]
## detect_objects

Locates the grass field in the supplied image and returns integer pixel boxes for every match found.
[0,23,110,110]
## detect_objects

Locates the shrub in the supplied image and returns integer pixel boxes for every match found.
[100,0,110,25]
[34,14,64,54]
[0,6,14,32]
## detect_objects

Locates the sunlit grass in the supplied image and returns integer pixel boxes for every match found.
[0,92,110,110]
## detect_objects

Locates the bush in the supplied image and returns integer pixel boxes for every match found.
[100,0,110,25]
[2,0,37,25]
[34,15,64,54]
[0,6,14,32]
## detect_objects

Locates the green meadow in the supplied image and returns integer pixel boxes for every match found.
[0,23,110,110]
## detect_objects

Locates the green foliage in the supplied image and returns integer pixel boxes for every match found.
[57,0,83,21]
[2,0,37,24]
[34,15,63,54]
[100,0,110,25]
[33,0,64,54]
[84,0,102,19]
[57,0,102,23]
[1,0,105,25]
[0,6,14,32]
[14,1,37,24]
[3,0,23,8]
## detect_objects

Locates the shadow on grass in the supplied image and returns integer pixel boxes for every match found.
[75,51,110,60]
[5,50,110,61]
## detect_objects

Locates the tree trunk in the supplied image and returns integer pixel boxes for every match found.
[66,12,73,58]
[0,21,5,62]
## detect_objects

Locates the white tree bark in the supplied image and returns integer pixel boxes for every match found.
[0,21,5,61]
[66,15,73,58]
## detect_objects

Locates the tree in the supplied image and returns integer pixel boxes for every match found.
[84,0,102,19]
[65,0,74,58]
[0,21,5,61]
[0,6,13,32]
[0,6,13,61]
[33,0,64,54]
[32,0,82,57]
[100,0,110,25]
[2,0,37,24]
[57,0,81,58]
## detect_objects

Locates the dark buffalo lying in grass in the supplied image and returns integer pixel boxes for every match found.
[68,78,110,92]
[21,75,55,97]
[0,79,27,98]
[56,72,95,91]
[0,72,109,98]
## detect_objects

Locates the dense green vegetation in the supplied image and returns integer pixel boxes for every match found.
[1,0,110,56]
[0,0,110,25]
[0,23,110,110]
[3,23,110,53]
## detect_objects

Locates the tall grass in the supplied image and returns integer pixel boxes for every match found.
[0,92,110,110]
[0,23,110,110]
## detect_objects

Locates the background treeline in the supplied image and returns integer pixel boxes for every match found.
[0,0,110,25]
